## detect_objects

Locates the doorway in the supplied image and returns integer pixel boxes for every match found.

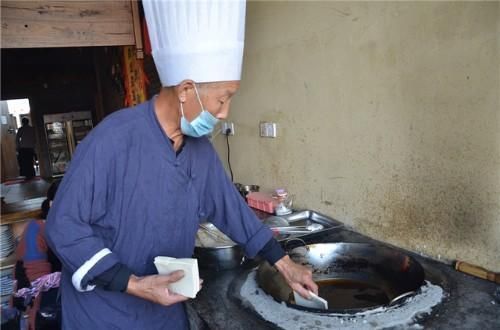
[0,98,38,182]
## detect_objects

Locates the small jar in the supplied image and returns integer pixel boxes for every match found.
[274,188,292,215]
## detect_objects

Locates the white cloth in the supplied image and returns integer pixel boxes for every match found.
[71,248,111,292]
[14,272,61,300]
[143,0,246,86]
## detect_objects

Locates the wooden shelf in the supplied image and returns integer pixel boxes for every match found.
[1,197,44,225]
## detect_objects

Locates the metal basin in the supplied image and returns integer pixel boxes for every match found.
[194,245,244,271]
[194,223,244,271]
[257,243,425,313]
[264,210,344,242]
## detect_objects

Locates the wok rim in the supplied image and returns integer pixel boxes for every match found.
[258,242,426,313]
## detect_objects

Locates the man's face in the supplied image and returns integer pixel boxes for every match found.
[182,81,240,121]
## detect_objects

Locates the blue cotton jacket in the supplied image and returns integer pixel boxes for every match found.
[45,99,273,329]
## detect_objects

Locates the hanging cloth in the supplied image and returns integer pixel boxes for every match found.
[122,46,149,107]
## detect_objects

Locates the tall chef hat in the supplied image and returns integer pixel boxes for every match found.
[142,0,246,87]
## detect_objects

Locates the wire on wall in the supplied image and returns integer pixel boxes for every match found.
[225,128,234,182]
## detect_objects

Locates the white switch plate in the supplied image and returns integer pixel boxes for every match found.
[221,122,235,135]
[260,122,277,138]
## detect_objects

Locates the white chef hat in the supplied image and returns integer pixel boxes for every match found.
[142,0,246,87]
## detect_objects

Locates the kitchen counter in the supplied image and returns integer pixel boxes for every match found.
[191,224,500,329]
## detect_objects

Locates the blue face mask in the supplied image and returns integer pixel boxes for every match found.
[180,84,219,137]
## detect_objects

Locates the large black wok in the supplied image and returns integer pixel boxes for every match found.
[257,243,425,313]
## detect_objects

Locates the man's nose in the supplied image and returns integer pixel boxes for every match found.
[216,103,230,120]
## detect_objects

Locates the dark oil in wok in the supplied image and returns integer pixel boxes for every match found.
[316,278,390,309]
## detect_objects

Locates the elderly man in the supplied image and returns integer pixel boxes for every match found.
[46,1,317,329]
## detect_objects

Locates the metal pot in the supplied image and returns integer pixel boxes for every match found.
[194,245,244,271]
[194,223,245,270]
[234,183,259,197]
[257,242,425,313]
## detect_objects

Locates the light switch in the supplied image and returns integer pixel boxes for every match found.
[260,122,277,138]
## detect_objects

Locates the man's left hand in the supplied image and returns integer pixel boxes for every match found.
[274,255,318,299]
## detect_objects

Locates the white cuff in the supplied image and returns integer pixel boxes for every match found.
[72,248,112,292]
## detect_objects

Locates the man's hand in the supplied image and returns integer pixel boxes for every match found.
[274,255,318,299]
[126,270,189,306]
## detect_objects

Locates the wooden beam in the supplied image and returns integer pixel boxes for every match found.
[1,1,135,48]
[93,48,105,123]
[131,0,144,59]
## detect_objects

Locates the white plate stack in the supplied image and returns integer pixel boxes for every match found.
[0,264,14,308]
[0,225,15,260]
[0,225,16,308]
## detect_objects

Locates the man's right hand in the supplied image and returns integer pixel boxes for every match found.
[126,270,189,306]
[274,255,318,299]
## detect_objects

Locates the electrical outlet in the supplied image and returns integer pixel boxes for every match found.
[260,122,277,138]
[222,122,235,135]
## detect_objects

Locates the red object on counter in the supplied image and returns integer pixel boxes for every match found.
[246,192,278,214]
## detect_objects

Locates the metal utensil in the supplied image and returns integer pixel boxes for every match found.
[389,291,416,305]
[270,223,324,234]
[263,216,290,227]
[271,224,324,231]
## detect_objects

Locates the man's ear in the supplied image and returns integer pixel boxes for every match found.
[176,80,195,103]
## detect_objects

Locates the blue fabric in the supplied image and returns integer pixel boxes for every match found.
[23,221,47,262]
[46,99,273,329]
[259,238,286,265]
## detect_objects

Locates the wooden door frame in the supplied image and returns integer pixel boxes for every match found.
[1,101,20,181]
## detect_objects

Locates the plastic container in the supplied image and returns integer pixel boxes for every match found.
[246,192,278,214]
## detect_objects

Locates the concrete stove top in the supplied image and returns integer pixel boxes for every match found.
[190,225,499,329]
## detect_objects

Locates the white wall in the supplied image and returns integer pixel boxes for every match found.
[214,1,500,271]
